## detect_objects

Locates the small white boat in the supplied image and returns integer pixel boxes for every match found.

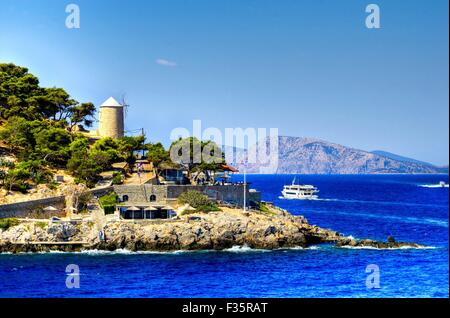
[439,181,447,188]
[281,177,319,200]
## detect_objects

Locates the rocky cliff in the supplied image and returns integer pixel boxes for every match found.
[0,205,423,253]
[232,136,442,174]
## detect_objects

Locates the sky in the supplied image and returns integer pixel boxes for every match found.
[0,0,448,165]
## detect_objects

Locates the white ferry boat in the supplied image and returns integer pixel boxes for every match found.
[281,178,319,200]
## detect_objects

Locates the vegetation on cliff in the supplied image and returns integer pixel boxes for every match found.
[0,218,19,231]
[178,190,221,213]
[0,63,228,192]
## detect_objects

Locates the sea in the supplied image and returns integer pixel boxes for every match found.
[0,174,448,298]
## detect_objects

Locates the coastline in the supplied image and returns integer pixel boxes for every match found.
[0,204,424,254]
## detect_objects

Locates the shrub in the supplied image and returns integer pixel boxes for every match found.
[112,172,123,185]
[178,190,220,213]
[99,192,118,214]
[103,205,116,215]
[35,221,48,229]
[0,218,19,231]
[257,202,276,215]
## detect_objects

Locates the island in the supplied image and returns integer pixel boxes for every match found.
[0,63,423,253]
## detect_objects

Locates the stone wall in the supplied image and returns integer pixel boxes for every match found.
[113,184,261,206]
[113,185,168,203]
[0,196,66,219]
[89,186,114,198]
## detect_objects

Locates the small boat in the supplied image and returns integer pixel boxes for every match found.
[281,177,319,200]
[439,181,447,188]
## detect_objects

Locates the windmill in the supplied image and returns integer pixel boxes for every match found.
[120,94,130,119]
[120,94,146,158]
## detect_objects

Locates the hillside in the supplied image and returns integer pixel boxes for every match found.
[231,136,443,174]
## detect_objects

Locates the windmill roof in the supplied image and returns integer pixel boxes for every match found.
[100,97,123,107]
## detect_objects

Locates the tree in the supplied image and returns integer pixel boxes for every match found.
[117,135,145,166]
[0,116,72,165]
[0,159,14,188]
[34,126,72,165]
[0,63,95,126]
[91,137,122,164]
[2,163,31,193]
[145,142,170,168]
[67,137,112,188]
[169,137,225,177]
[0,116,41,155]
[69,102,96,129]
[0,64,41,120]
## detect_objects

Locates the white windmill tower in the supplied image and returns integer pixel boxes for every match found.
[98,96,125,139]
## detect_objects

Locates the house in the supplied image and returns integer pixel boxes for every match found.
[115,202,176,220]
[158,162,190,185]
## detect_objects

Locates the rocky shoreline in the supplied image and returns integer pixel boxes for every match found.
[0,204,425,253]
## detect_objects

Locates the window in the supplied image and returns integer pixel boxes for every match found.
[122,195,129,202]
[149,194,156,202]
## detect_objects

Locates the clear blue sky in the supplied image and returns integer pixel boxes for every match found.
[0,0,448,165]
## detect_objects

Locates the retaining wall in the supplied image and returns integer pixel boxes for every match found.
[113,184,261,206]
[0,196,66,219]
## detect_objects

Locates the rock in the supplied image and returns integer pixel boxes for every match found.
[47,223,78,240]
[0,204,426,253]
[264,226,277,236]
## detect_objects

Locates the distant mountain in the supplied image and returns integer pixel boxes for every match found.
[230,136,444,174]
[371,150,434,167]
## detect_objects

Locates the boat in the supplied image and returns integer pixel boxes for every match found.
[439,181,447,188]
[281,177,319,199]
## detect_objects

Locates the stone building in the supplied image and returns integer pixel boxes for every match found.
[98,97,124,139]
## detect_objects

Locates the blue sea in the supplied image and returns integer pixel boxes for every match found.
[0,174,448,298]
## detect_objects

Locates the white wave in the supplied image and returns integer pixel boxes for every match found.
[223,245,270,253]
[76,249,194,255]
[273,245,320,251]
[419,184,449,188]
[338,245,436,250]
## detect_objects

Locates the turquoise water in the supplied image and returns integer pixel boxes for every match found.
[0,174,448,298]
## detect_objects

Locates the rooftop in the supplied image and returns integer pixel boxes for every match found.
[100,96,123,108]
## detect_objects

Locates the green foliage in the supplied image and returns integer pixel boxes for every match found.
[90,136,145,167]
[35,221,48,230]
[0,63,95,126]
[0,218,19,231]
[0,117,43,156]
[117,135,145,165]
[0,159,53,192]
[257,202,275,215]
[112,172,123,185]
[145,142,170,168]
[34,126,71,164]
[15,160,53,185]
[47,181,59,190]
[99,192,118,215]
[91,137,122,164]
[0,161,31,192]
[99,192,118,206]
[67,136,113,187]
[177,190,221,213]
[67,151,109,188]
[0,116,72,165]
[168,137,226,181]
[0,63,99,189]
